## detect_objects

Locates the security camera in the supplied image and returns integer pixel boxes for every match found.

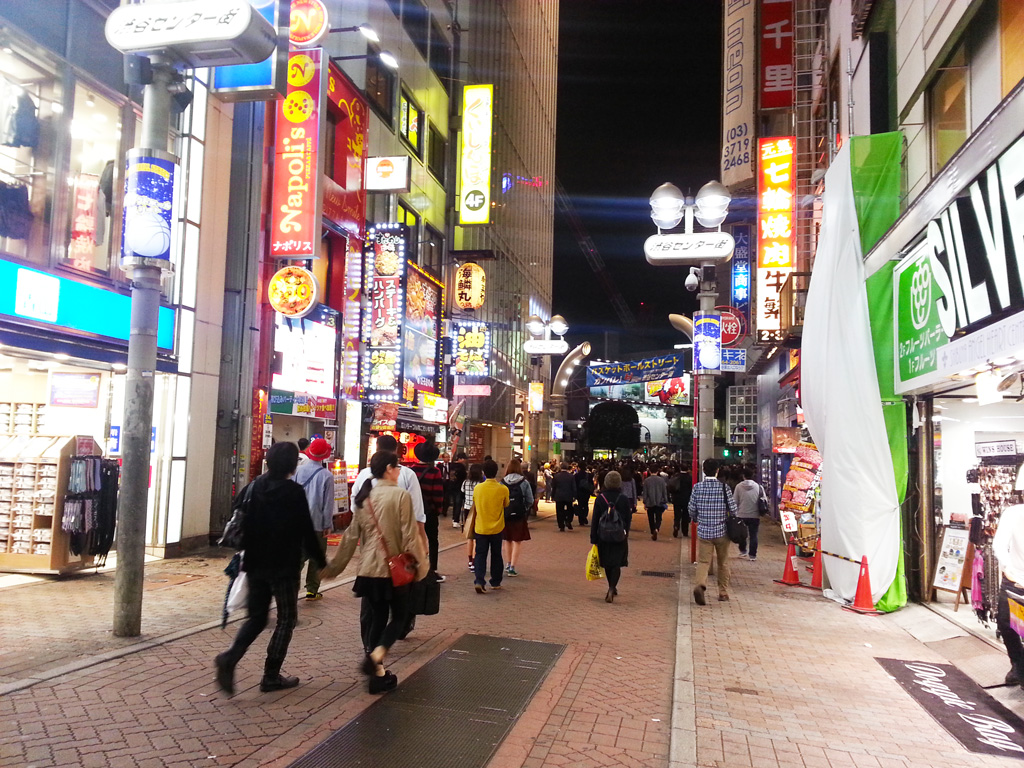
[684,267,700,292]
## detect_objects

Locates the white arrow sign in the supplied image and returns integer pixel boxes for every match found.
[644,232,735,265]
[523,339,569,355]
[106,0,276,68]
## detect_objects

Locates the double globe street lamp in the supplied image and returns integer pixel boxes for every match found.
[645,181,733,471]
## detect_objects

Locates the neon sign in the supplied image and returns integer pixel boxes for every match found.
[756,137,795,343]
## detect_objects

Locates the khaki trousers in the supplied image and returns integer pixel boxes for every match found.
[695,536,731,594]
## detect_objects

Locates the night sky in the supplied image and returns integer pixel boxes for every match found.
[554,0,724,358]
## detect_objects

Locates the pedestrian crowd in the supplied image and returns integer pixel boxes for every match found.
[214,443,769,697]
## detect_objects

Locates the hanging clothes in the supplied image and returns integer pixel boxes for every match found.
[62,456,118,564]
[2,90,39,148]
[0,181,32,239]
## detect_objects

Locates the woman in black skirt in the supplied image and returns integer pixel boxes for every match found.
[590,471,632,603]
[321,451,428,693]
[501,458,533,577]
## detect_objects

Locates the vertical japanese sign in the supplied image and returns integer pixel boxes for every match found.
[269,48,324,259]
[121,149,177,266]
[731,224,752,328]
[323,61,369,239]
[756,137,795,343]
[721,0,756,187]
[452,320,490,376]
[528,381,544,413]
[362,224,406,401]
[513,391,526,456]
[459,84,493,225]
[68,173,100,269]
[760,0,794,110]
[341,238,363,401]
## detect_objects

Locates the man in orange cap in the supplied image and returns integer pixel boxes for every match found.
[296,437,336,600]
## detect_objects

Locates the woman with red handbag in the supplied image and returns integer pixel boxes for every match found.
[321,451,429,693]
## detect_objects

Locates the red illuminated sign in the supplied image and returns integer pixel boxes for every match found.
[760,0,794,110]
[756,137,795,343]
[269,49,323,259]
[68,173,100,269]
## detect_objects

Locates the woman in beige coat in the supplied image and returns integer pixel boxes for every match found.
[321,451,428,693]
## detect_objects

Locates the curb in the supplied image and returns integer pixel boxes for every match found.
[669,533,696,768]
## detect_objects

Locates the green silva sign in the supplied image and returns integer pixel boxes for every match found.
[894,240,949,390]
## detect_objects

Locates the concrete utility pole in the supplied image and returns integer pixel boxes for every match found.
[113,63,175,638]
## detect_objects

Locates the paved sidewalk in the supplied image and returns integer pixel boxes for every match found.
[1,501,1023,768]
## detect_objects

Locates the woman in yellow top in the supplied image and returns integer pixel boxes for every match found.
[321,451,429,693]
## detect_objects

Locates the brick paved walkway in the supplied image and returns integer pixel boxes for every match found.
[0,501,1022,768]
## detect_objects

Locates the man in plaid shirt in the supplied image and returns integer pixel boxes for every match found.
[688,458,737,605]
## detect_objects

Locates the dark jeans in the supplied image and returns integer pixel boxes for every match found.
[474,532,504,587]
[425,513,440,572]
[555,501,574,530]
[740,518,760,557]
[646,505,665,533]
[363,585,411,652]
[223,570,299,677]
[576,493,591,524]
[998,575,1024,675]
[451,491,466,523]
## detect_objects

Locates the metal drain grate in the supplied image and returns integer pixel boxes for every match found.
[287,634,564,768]
[640,570,677,578]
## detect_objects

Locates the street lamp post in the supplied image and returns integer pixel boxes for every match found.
[647,182,732,472]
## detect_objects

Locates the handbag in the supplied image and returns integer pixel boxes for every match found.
[365,498,418,587]
[409,575,441,616]
[722,481,747,546]
[463,507,476,540]
[219,481,256,550]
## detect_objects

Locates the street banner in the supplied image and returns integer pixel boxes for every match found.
[721,0,756,187]
[586,354,686,387]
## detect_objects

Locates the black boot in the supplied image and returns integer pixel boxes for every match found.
[260,673,300,692]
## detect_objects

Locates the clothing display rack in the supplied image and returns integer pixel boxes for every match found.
[61,455,118,564]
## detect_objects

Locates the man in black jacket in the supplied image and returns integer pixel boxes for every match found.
[550,464,577,531]
[215,442,326,695]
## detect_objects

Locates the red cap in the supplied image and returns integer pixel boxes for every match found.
[305,438,332,461]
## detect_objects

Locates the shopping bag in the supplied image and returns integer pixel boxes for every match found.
[226,571,248,614]
[585,544,605,581]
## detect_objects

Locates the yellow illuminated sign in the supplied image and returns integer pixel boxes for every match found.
[459,84,493,225]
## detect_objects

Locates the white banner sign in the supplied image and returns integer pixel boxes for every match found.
[721,0,756,188]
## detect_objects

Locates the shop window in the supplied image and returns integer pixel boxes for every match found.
[0,45,61,268]
[396,200,419,260]
[63,87,121,274]
[429,19,452,92]
[323,110,338,177]
[399,90,422,155]
[402,0,430,60]
[928,44,968,174]
[1001,0,1024,96]
[365,47,395,122]
[427,122,445,181]
[421,224,443,274]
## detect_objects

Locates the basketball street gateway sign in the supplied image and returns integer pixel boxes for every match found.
[895,132,1024,393]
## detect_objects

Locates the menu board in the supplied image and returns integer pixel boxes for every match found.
[401,263,442,403]
[932,527,970,593]
[780,440,821,515]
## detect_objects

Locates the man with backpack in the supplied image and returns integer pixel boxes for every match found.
[501,458,534,576]
[294,438,336,600]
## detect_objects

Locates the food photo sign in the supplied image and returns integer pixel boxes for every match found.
[362,224,406,401]
[452,320,490,377]
[401,263,443,404]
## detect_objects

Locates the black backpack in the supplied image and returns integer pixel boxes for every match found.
[597,494,626,543]
[502,479,527,521]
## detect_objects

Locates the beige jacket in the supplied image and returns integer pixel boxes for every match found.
[322,480,429,581]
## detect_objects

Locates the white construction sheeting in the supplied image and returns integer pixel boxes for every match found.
[801,144,901,603]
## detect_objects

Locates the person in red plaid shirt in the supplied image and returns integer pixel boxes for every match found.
[411,442,446,583]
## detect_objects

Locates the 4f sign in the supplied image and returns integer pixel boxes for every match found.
[460,85,493,225]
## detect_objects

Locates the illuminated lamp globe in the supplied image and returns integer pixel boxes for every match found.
[548,314,569,337]
[694,180,731,228]
[358,23,380,42]
[378,50,399,69]
[526,315,546,337]
[454,261,487,310]
[650,182,685,230]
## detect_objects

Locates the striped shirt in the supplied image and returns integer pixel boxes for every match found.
[688,477,737,540]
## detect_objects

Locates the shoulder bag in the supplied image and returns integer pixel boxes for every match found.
[365,497,418,587]
[757,487,770,517]
[218,481,256,550]
[723,481,748,546]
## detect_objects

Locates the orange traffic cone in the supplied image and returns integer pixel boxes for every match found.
[843,555,883,615]
[773,538,802,586]
[806,545,823,590]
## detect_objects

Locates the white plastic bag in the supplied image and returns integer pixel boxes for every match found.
[226,572,248,614]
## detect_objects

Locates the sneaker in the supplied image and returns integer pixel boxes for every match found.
[738,551,747,557]
[214,653,235,695]
[305,591,323,601]
[748,556,757,562]
[475,583,487,594]
[651,531,658,541]
[567,523,573,530]
[693,585,707,606]
[490,584,503,590]
[507,566,519,577]
[468,560,475,571]
[452,521,461,528]
[260,674,300,692]
[434,574,447,583]
[1007,669,1022,686]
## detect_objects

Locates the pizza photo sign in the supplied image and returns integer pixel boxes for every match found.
[268,265,319,318]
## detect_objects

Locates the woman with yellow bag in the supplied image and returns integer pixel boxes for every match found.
[589,470,632,603]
